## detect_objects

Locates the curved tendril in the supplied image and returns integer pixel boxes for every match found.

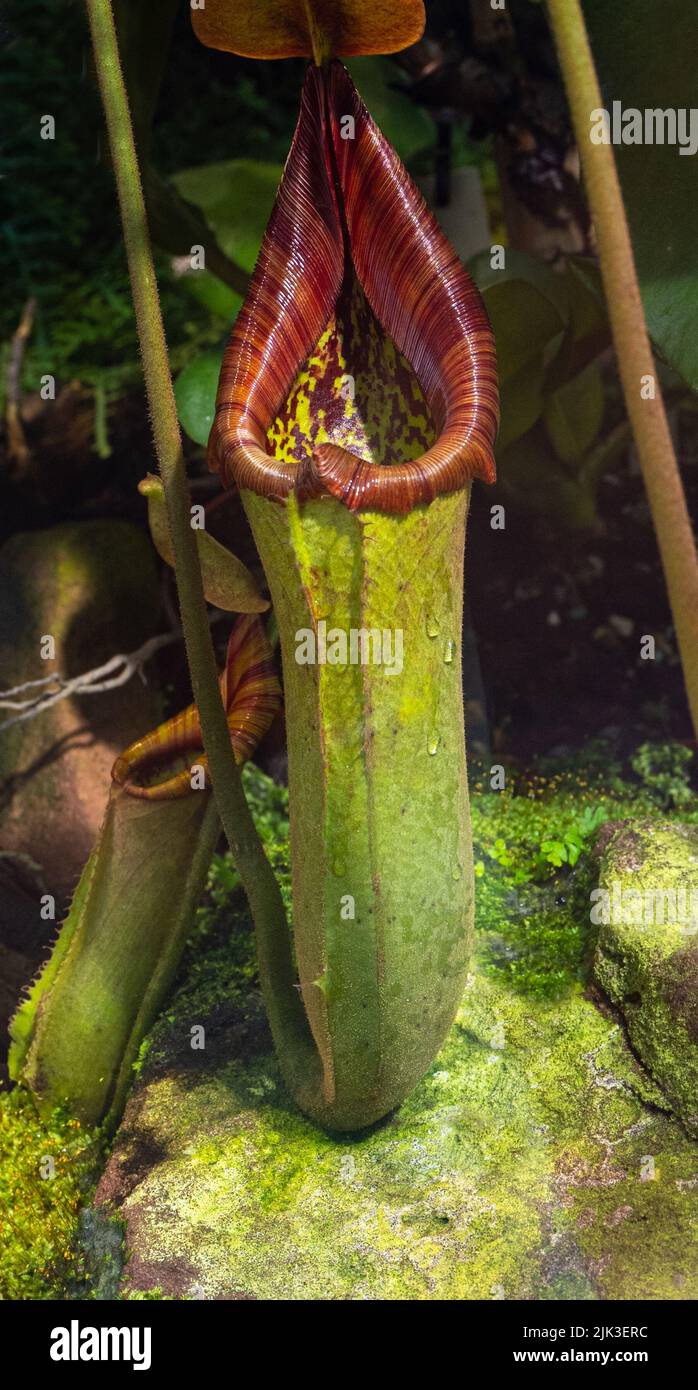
[112,615,281,800]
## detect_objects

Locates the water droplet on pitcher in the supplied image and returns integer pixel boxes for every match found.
[427,732,441,756]
[426,614,440,638]
[444,639,455,664]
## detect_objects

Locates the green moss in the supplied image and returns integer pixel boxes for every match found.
[470,754,698,998]
[7,750,697,1300]
[567,1137,698,1299]
[0,1088,102,1299]
[102,964,698,1300]
[92,753,697,1301]
[630,741,695,809]
[123,1288,181,1300]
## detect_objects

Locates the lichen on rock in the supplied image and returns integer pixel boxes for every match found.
[593,818,698,1136]
[93,958,698,1299]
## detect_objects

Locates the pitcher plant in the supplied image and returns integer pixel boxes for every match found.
[13,0,498,1135]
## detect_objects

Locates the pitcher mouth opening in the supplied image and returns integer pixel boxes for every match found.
[208,60,498,514]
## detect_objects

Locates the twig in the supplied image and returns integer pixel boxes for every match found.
[0,632,174,731]
[0,613,226,732]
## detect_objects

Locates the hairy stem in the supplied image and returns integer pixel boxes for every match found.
[85,0,315,1076]
[547,0,698,739]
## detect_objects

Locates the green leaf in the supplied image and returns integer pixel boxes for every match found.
[543,359,605,469]
[143,166,249,299]
[172,159,283,274]
[470,251,610,452]
[347,57,435,164]
[496,358,547,452]
[577,806,606,836]
[585,0,698,391]
[544,257,609,390]
[482,275,565,381]
[174,351,224,447]
[497,423,603,531]
[113,2,249,299]
[178,271,241,324]
[541,840,568,867]
[471,249,571,325]
[139,472,268,614]
[470,251,568,448]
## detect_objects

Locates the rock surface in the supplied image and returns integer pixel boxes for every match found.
[94,887,698,1301]
[593,819,698,1136]
[0,522,161,912]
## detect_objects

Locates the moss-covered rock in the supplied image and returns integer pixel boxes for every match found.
[0,1087,102,1299]
[593,819,698,1136]
[93,961,698,1299]
[91,774,698,1299]
[8,758,697,1301]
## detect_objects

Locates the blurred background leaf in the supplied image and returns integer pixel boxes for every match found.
[170,159,282,321]
[174,351,224,447]
[543,359,605,469]
[496,422,605,533]
[114,0,249,297]
[347,57,435,163]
